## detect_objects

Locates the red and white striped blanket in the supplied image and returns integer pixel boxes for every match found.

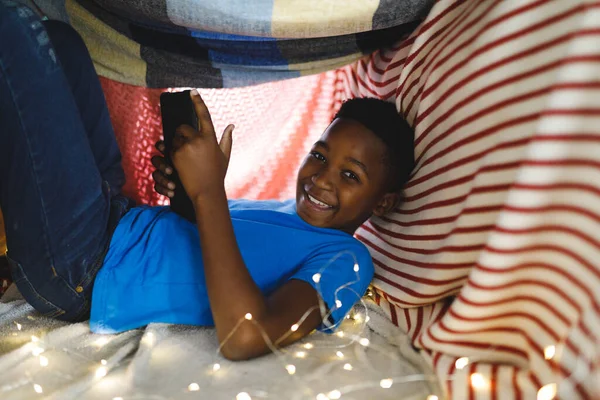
[339,1,600,399]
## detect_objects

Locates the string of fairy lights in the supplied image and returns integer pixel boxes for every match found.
[1,298,441,399]
[0,255,438,399]
[0,254,592,399]
[6,304,590,400]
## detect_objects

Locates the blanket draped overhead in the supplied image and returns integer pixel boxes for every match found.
[36,0,432,87]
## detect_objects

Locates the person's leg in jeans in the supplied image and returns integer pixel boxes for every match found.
[42,20,125,196]
[0,2,119,320]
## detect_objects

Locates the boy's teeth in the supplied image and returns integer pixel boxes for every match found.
[308,194,330,208]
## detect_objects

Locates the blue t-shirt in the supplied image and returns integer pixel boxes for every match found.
[90,199,374,334]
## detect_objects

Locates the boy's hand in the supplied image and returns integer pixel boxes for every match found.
[150,140,176,198]
[171,90,234,202]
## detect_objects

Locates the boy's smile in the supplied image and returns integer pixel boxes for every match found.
[296,118,395,234]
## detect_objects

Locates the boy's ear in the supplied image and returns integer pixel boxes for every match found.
[372,191,400,217]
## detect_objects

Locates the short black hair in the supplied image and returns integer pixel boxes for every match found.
[333,97,415,191]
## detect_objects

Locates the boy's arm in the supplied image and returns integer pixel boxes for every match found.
[194,190,323,360]
[171,90,322,360]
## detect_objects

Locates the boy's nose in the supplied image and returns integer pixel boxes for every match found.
[311,169,334,190]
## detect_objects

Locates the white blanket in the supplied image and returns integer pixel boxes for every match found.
[0,286,442,400]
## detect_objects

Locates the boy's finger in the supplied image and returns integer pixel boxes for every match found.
[219,124,234,162]
[189,89,216,139]
[152,170,176,190]
[154,183,175,198]
[154,140,165,154]
[150,155,173,175]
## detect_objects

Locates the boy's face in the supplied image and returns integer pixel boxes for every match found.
[296,118,395,234]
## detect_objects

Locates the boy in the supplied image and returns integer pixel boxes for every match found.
[0,2,414,360]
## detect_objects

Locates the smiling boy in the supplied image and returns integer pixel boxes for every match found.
[0,4,414,362]
[130,93,415,360]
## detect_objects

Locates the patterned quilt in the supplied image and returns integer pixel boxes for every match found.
[33,0,432,87]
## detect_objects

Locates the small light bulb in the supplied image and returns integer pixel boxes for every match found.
[244,313,253,320]
[32,347,44,356]
[213,363,221,371]
[353,263,359,272]
[31,335,39,342]
[285,364,296,375]
[380,378,393,388]
[312,273,321,283]
[544,345,556,360]
[328,390,342,399]
[316,394,329,400]
[335,300,342,308]
[291,324,299,332]
[336,351,344,358]
[455,357,469,370]
[101,359,107,365]
[16,323,22,330]
[537,383,557,400]
[295,351,307,358]
[303,343,314,349]
[365,316,370,322]
[95,366,107,378]
[359,338,370,346]
[142,332,155,346]
[33,384,43,394]
[470,373,488,390]
[427,396,439,400]
[343,363,353,371]
[236,392,252,400]
[39,355,49,367]
[188,383,200,392]
[336,332,345,338]
[94,337,109,347]
[353,313,362,322]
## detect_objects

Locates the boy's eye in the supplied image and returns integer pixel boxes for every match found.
[343,171,360,182]
[310,151,326,162]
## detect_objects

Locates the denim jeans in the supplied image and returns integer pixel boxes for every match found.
[0,2,132,321]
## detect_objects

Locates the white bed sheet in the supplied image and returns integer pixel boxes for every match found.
[0,287,443,400]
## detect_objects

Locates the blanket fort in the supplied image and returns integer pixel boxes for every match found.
[3,0,600,399]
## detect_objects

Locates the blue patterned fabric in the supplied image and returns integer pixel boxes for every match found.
[31,0,432,88]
